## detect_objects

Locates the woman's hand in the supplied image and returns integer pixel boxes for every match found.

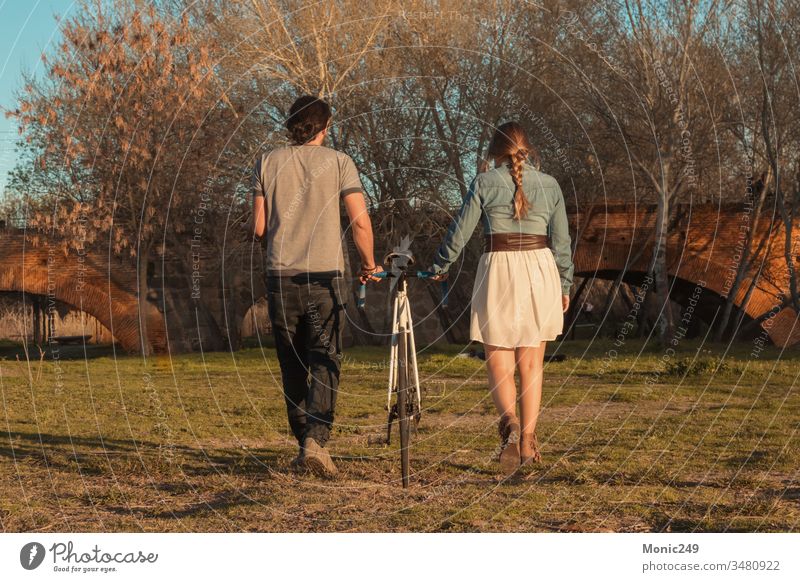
[429,272,448,282]
[562,294,570,313]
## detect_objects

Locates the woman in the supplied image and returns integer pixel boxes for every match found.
[429,121,574,475]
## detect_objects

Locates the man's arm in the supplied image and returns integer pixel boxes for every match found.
[342,191,376,270]
[339,155,381,281]
[253,194,266,238]
[251,154,266,239]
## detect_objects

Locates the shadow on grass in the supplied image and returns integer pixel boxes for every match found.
[0,430,286,480]
[102,487,262,519]
[0,343,122,361]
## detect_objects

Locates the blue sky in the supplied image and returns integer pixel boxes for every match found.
[0,1,74,195]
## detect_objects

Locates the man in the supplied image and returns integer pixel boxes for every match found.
[252,95,381,477]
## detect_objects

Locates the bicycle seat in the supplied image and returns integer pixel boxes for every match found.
[384,249,415,268]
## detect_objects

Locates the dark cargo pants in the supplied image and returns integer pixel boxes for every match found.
[266,275,345,447]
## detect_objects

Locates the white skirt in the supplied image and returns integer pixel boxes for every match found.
[470,248,564,348]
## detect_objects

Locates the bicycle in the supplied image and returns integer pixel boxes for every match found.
[357,243,448,488]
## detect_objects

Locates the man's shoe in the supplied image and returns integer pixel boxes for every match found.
[302,437,337,478]
[289,447,306,473]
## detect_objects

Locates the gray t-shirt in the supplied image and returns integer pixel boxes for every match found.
[253,145,363,277]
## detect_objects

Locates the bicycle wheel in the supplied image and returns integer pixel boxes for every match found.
[397,325,411,488]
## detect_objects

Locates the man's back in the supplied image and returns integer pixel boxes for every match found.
[252,94,378,477]
[254,144,363,277]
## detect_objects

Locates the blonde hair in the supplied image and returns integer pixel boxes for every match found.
[487,121,540,220]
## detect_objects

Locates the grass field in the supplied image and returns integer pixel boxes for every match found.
[0,338,798,532]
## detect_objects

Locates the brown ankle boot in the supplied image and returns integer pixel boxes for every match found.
[498,415,521,475]
[520,432,542,465]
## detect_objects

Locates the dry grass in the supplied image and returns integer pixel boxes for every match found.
[0,338,798,532]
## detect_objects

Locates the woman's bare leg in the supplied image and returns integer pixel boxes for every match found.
[485,344,521,473]
[484,344,518,419]
[516,343,546,435]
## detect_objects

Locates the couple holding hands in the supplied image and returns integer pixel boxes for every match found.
[252,95,574,478]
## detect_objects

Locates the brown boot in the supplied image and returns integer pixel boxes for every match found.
[520,432,542,465]
[302,437,338,478]
[498,414,521,475]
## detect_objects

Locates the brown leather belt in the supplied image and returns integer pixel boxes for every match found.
[485,233,550,252]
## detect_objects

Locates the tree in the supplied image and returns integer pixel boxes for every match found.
[7,0,237,354]
[749,0,800,315]
[561,0,735,345]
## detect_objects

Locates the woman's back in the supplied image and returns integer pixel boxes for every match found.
[476,161,561,236]
[429,120,574,475]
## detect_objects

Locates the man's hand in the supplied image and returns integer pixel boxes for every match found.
[359,264,384,284]
[429,271,448,282]
[562,294,570,313]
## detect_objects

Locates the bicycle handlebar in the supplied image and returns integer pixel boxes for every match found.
[357,270,449,309]
[370,270,435,279]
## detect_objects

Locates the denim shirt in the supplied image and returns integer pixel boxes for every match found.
[431,162,575,295]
